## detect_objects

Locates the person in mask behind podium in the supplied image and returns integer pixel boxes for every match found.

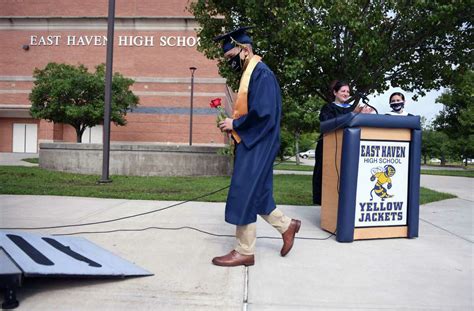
[312,80,374,205]
[386,92,413,116]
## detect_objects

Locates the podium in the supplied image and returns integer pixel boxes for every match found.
[320,113,421,242]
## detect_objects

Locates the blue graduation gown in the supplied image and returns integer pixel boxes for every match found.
[225,62,281,225]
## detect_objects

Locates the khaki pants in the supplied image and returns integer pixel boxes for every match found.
[234,208,291,255]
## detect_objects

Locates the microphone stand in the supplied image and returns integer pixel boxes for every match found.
[359,93,378,114]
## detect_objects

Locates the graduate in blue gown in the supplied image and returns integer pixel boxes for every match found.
[225,61,281,225]
[212,27,301,267]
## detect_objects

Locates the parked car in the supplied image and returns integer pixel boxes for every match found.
[299,150,315,159]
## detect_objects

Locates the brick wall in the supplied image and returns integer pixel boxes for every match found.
[2,0,193,17]
[0,1,231,152]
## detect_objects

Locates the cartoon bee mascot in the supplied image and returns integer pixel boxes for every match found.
[370,165,396,201]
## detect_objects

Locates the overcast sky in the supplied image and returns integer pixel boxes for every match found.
[367,88,445,123]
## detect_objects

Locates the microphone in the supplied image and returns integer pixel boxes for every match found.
[356,91,369,101]
[355,91,378,114]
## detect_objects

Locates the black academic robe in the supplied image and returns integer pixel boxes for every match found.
[225,62,281,225]
[312,102,356,205]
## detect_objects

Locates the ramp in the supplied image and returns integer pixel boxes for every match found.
[0,231,153,309]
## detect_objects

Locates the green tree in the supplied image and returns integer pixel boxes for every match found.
[282,96,321,164]
[189,0,472,146]
[279,128,294,160]
[434,70,474,166]
[422,129,453,166]
[421,118,433,165]
[189,1,472,99]
[279,128,318,162]
[30,63,139,142]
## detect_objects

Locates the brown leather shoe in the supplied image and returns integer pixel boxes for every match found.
[212,250,255,267]
[281,219,301,257]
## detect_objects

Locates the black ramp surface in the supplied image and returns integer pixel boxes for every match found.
[7,234,54,266]
[42,237,102,268]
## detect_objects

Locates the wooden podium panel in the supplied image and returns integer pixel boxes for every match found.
[354,226,408,240]
[320,129,343,233]
[360,127,411,141]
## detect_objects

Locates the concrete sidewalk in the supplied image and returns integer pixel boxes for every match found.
[0,153,38,167]
[0,176,472,310]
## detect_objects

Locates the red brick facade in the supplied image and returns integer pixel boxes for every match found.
[0,0,229,152]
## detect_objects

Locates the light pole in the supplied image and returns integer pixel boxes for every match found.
[189,67,197,146]
[99,0,115,183]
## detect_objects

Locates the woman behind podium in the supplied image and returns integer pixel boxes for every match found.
[312,80,374,205]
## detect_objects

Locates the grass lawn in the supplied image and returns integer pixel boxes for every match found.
[275,161,474,177]
[425,162,474,169]
[0,166,454,205]
[420,169,474,178]
[274,162,314,171]
[419,187,455,204]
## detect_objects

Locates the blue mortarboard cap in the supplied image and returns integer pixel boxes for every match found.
[213,26,253,53]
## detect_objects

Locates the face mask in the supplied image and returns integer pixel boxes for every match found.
[390,102,404,112]
[227,49,243,72]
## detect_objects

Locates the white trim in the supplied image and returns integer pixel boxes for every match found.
[0,16,196,19]
[133,77,227,84]
[0,76,34,82]
[0,76,227,84]
[0,104,31,109]
[0,16,200,31]
[0,90,226,97]
[134,91,226,97]
[0,89,30,94]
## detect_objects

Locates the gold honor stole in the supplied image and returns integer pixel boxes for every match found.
[231,55,262,143]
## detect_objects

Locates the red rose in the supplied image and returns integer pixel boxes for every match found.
[210,98,222,108]
[209,97,227,127]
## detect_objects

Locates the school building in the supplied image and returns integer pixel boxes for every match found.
[0,0,229,153]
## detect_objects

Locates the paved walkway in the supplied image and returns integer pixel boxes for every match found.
[0,153,38,166]
[0,174,472,310]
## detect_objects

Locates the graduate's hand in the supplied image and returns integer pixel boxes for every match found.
[361,105,375,114]
[354,104,375,114]
[359,104,375,114]
[219,118,234,132]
